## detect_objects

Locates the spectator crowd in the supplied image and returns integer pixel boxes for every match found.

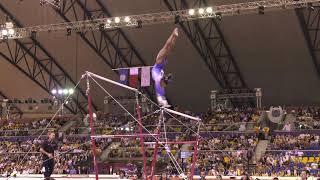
[0,106,319,178]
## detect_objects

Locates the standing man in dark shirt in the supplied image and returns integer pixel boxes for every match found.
[40,131,58,180]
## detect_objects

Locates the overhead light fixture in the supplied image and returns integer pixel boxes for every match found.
[114,17,120,23]
[216,12,222,20]
[206,7,213,13]
[105,19,112,28]
[52,88,74,96]
[1,29,8,36]
[63,89,68,95]
[124,16,131,22]
[188,9,195,15]
[8,29,14,35]
[68,89,74,94]
[5,22,14,29]
[198,8,205,14]
[258,6,265,14]
[99,23,105,31]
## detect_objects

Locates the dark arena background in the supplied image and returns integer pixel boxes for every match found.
[0,0,319,179]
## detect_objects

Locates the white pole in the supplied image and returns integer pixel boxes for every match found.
[85,71,139,92]
[112,66,154,71]
[91,134,158,138]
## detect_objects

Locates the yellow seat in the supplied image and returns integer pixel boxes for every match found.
[171,149,176,156]
[315,157,320,163]
[308,157,315,163]
[291,156,297,162]
[302,157,308,164]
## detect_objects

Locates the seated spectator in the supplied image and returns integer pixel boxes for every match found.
[282,122,292,132]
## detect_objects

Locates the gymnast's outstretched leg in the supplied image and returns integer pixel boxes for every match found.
[152,28,179,107]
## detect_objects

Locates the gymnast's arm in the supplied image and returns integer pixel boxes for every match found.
[155,28,179,64]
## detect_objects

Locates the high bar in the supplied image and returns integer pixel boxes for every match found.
[85,71,139,92]
[112,66,154,71]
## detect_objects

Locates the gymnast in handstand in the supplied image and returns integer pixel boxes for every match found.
[152,27,179,107]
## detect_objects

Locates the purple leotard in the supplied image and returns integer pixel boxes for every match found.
[151,59,167,98]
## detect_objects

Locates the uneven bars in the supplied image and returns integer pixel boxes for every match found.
[85,71,201,121]
[91,134,158,138]
[162,107,201,121]
[85,71,139,92]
